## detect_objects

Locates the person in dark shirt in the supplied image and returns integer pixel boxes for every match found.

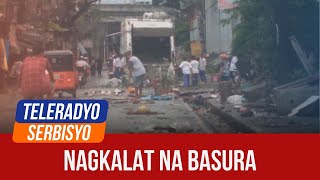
[97,58,103,77]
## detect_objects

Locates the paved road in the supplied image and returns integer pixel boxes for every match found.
[78,71,211,133]
[0,70,211,134]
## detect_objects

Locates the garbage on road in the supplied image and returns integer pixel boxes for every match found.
[127,87,136,97]
[140,95,173,101]
[227,95,247,106]
[127,105,168,115]
[106,78,121,88]
[114,89,123,96]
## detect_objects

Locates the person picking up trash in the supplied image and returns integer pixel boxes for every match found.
[125,51,146,99]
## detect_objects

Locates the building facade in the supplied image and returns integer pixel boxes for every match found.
[205,0,235,54]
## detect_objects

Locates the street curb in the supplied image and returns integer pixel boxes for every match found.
[205,99,258,133]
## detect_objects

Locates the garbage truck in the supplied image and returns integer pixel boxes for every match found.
[120,15,175,63]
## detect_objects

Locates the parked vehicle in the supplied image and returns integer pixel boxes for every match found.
[44,50,78,98]
[120,17,175,63]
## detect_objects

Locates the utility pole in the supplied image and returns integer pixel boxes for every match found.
[218,8,221,52]
[103,38,106,62]
[41,0,46,50]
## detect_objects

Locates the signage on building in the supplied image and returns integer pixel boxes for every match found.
[191,42,202,58]
[218,0,237,10]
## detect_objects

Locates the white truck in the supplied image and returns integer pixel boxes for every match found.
[120,17,175,63]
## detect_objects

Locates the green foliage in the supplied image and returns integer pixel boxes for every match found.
[175,16,190,51]
[226,0,319,83]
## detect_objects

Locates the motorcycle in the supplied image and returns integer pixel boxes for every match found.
[77,67,88,88]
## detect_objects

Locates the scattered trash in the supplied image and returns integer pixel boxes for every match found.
[195,93,212,99]
[234,105,242,109]
[172,88,180,93]
[114,89,122,96]
[141,95,173,101]
[139,95,150,101]
[111,100,129,104]
[211,94,219,98]
[137,105,150,113]
[106,78,121,88]
[143,79,151,88]
[127,110,164,115]
[127,87,136,97]
[240,110,254,117]
[180,89,217,96]
[239,107,249,113]
[127,104,166,115]
[152,95,173,101]
[227,95,247,105]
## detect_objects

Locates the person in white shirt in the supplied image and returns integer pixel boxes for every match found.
[125,51,146,98]
[229,55,239,85]
[113,54,122,79]
[199,54,208,83]
[179,58,192,88]
[190,56,200,86]
[229,56,238,76]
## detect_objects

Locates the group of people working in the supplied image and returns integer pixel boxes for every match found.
[115,51,146,98]
[8,44,239,101]
[179,53,239,88]
[179,54,208,88]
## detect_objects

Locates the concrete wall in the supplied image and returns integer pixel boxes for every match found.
[205,0,233,54]
[190,8,202,42]
[99,0,152,5]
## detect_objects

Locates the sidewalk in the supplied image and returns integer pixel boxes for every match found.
[205,98,319,133]
[0,91,21,108]
[0,92,21,133]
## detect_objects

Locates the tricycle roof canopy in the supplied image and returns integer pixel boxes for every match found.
[44,50,73,56]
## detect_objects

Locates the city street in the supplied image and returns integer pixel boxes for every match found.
[1,67,319,134]
[0,0,318,134]
[0,69,211,134]
[77,71,211,133]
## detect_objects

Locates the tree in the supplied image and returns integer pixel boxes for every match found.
[227,0,319,83]
[175,13,190,51]
[67,0,100,26]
